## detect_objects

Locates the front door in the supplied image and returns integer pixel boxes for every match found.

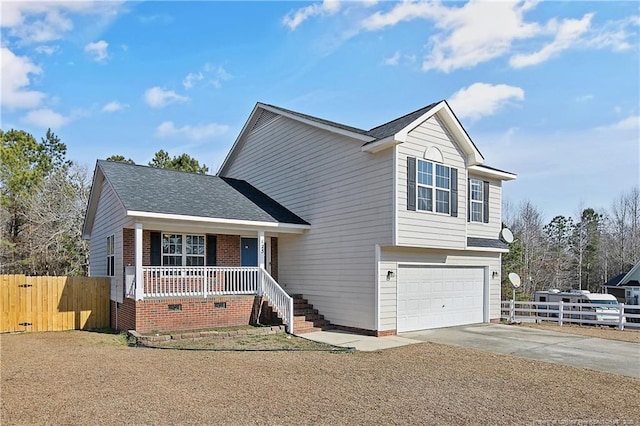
[240,237,258,266]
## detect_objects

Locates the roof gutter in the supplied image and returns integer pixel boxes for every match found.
[126,210,311,233]
[361,135,399,153]
[468,165,517,181]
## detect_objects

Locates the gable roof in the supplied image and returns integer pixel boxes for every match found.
[260,103,369,137]
[83,160,309,238]
[604,260,640,287]
[364,102,440,140]
[219,100,498,175]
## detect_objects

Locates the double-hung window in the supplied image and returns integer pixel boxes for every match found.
[470,178,484,222]
[468,178,489,223]
[416,159,452,214]
[106,235,115,276]
[434,164,451,214]
[185,235,205,266]
[417,160,433,211]
[162,233,205,266]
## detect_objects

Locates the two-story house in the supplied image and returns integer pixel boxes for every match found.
[83,100,516,335]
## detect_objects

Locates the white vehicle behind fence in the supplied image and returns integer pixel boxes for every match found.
[534,289,622,323]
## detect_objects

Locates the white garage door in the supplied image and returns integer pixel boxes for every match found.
[397,266,485,332]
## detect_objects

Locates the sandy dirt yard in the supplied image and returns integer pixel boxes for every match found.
[1,331,639,425]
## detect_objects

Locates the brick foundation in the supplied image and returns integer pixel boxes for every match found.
[129,295,264,334]
[111,298,136,332]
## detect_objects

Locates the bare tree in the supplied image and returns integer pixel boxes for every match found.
[602,187,640,279]
[502,201,549,299]
[22,164,90,275]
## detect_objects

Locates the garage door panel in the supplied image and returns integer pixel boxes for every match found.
[397,266,485,332]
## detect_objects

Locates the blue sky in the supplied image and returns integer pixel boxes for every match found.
[1,1,638,220]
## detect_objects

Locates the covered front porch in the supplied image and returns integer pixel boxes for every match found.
[120,218,308,333]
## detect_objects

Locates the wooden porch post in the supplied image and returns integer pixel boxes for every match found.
[134,222,144,300]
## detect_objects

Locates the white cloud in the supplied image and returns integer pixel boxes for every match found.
[359,1,540,72]
[595,116,640,132]
[184,64,233,90]
[510,14,593,68]
[102,101,128,113]
[361,0,439,31]
[424,2,540,72]
[448,82,525,121]
[155,121,229,141]
[22,108,70,128]
[143,86,189,108]
[586,15,640,52]
[1,1,124,44]
[283,0,341,30]
[207,65,232,89]
[84,40,109,62]
[1,47,45,109]
[34,45,59,55]
[383,51,401,66]
[183,72,203,89]
[357,2,638,72]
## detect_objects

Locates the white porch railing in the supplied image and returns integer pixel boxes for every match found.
[500,300,640,330]
[141,266,260,298]
[260,267,294,334]
[137,266,294,333]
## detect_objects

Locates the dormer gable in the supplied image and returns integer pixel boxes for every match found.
[362,101,484,167]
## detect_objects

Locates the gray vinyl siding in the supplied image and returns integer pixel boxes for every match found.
[378,246,502,331]
[396,116,467,249]
[88,180,128,300]
[223,116,394,331]
[467,177,502,239]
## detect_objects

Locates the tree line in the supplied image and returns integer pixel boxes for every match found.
[0,129,207,276]
[501,188,640,300]
[2,128,638,290]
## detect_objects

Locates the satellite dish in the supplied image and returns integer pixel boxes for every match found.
[508,272,521,288]
[500,228,514,244]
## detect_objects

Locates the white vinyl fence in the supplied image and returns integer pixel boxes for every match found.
[501,300,640,330]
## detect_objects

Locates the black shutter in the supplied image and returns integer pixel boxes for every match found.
[150,232,161,266]
[450,168,458,217]
[407,157,416,211]
[467,178,471,222]
[483,180,490,223]
[206,235,217,266]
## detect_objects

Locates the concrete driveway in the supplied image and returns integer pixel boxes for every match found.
[400,324,640,378]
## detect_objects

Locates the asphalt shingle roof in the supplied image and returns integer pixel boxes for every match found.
[263,101,442,143]
[364,102,441,141]
[467,237,508,250]
[98,160,309,225]
[261,103,368,136]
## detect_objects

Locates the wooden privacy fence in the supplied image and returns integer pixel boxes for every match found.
[0,275,110,333]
